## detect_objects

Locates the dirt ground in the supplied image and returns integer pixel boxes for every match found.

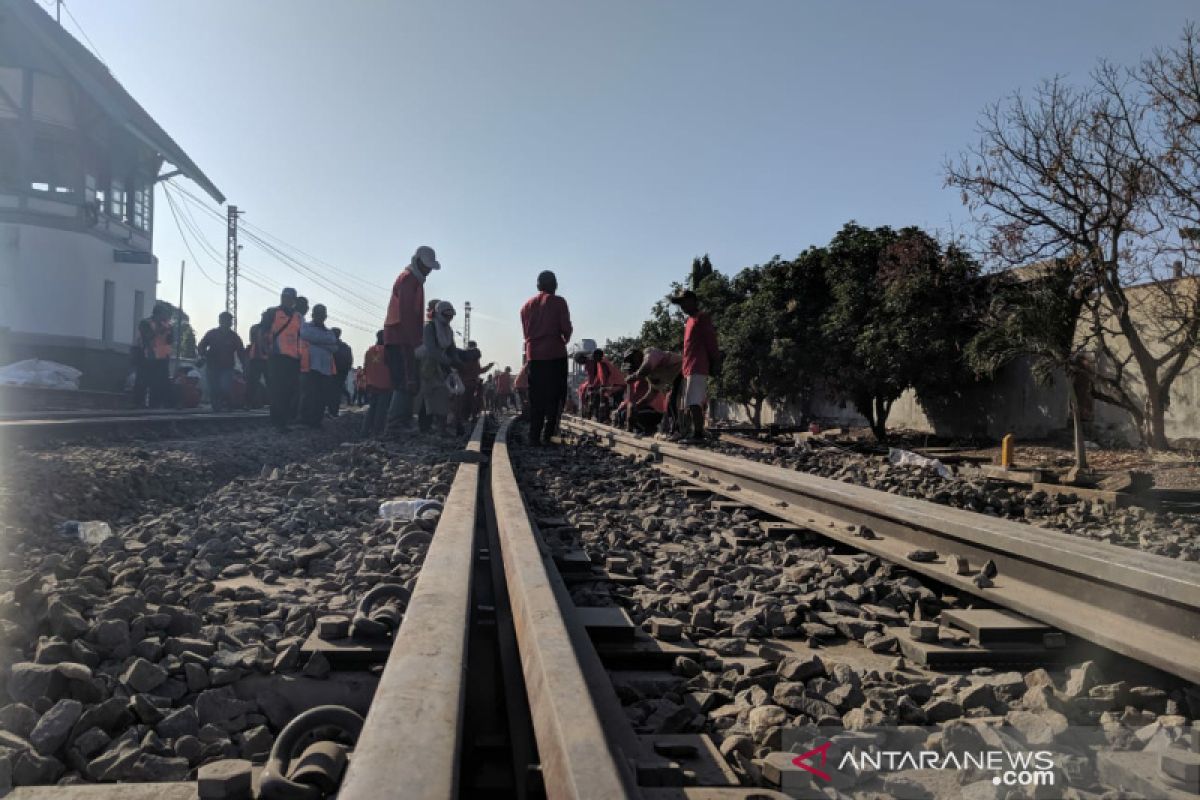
[832,427,1200,490]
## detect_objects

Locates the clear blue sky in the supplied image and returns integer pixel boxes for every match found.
[55,0,1197,366]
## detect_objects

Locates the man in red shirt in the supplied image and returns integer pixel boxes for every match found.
[361,330,392,436]
[589,349,626,423]
[669,289,720,441]
[383,246,439,437]
[519,270,573,444]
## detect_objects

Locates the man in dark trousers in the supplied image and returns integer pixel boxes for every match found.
[383,246,440,437]
[669,289,720,441]
[259,288,302,431]
[197,311,246,412]
[134,304,173,408]
[329,327,354,417]
[520,270,573,445]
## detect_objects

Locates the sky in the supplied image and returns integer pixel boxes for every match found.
[50,0,1200,367]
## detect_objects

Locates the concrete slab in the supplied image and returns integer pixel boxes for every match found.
[301,629,393,667]
[636,734,740,786]
[895,627,1073,670]
[594,631,702,669]
[940,608,1052,645]
[576,605,637,643]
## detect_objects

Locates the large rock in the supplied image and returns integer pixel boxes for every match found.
[120,658,168,693]
[7,663,66,706]
[195,687,254,727]
[29,698,82,755]
[157,706,200,741]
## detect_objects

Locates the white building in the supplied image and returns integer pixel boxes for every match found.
[0,0,223,390]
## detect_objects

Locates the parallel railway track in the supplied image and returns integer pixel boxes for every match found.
[562,416,1200,685]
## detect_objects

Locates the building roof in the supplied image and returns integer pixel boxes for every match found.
[5,0,225,204]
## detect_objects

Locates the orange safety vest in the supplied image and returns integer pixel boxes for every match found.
[146,320,172,360]
[363,344,391,391]
[269,309,301,359]
[299,339,311,373]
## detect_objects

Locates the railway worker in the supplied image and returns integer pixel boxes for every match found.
[361,330,391,436]
[621,350,671,435]
[416,300,460,435]
[384,246,440,437]
[626,347,684,434]
[245,322,269,408]
[292,296,311,425]
[520,270,573,445]
[133,304,174,409]
[590,349,626,423]
[456,341,493,425]
[669,289,720,441]
[483,373,497,412]
[494,366,516,411]
[173,365,202,408]
[197,311,246,413]
[329,328,354,417]
[573,350,598,419]
[260,287,303,431]
[514,363,530,418]
[299,303,340,429]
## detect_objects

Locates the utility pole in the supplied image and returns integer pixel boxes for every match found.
[463,301,472,344]
[56,0,61,24]
[225,205,240,328]
[176,260,185,368]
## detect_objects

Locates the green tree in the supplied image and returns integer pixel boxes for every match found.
[966,260,1092,469]
[822,223,981,441]
[156,300,197,359]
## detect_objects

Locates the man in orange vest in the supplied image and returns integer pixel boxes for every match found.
[133,304,173,409]
[361,330,391,436]
[384,246,440,437]
[259,287,302,431]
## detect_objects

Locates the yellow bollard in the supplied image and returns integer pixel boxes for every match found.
[1000,434,1014,468]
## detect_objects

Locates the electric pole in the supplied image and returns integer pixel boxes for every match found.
[176,260,185,368]
[463,301,472,344]
[225,206,240,327]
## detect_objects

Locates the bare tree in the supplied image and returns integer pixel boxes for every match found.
[946,67,1199,450]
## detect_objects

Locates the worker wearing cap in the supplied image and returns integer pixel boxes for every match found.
[519,270,573,444]
[260,288,302,430]
[383,246,440,437]
[669,289,720,441]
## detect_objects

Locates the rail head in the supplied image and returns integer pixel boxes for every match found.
[491,420,641,800]
[338,415,486,800]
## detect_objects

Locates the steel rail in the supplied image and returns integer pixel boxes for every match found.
[491,420,641,800]
[339,415,486,800]
[0,409,270,444]
[563,417,1200,684]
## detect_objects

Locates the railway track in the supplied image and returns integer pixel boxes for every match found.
[6,416,786,800]
[0,409,270,445]
[561,417,1200,687]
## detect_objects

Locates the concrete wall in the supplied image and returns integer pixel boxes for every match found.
[0,218,157,390]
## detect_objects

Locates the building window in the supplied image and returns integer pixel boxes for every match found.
[132,184,150,230]
[110,180,124,220]
[133,290,145,338]
[102,280,115,343]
